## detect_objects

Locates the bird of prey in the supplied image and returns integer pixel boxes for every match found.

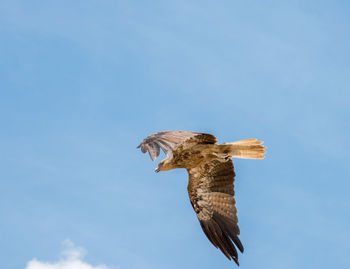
[137,131,266,266]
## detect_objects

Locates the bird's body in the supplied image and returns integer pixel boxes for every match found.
[138,131,266,266]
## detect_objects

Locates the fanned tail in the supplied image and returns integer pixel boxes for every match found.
[219,139,266,159]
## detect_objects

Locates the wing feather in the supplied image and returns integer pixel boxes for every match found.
[137,131,217,161]
[187,158,243,265]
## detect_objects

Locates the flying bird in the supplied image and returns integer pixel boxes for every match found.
[137,131,266,266]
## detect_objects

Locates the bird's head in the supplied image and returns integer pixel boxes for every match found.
[155,159,173,172]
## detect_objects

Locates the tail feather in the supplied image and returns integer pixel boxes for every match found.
[220,139,266,159]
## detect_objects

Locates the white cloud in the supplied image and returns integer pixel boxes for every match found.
[26,239,113,269]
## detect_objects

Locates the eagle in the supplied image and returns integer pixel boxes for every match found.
[137,131,266,266]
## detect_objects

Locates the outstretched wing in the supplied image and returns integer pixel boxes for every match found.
[137,131,217,161]
[187,158,243,266]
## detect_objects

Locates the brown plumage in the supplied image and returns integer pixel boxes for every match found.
[137,131,266,266]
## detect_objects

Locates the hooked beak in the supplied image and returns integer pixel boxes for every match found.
[154,167,160,173]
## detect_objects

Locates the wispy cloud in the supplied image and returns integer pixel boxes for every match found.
[26,239,114,269]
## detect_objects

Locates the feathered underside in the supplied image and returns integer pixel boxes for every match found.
[187,158,243,265]
[137,131,217,161]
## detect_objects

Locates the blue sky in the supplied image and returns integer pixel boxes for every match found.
[1,1,350,268]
